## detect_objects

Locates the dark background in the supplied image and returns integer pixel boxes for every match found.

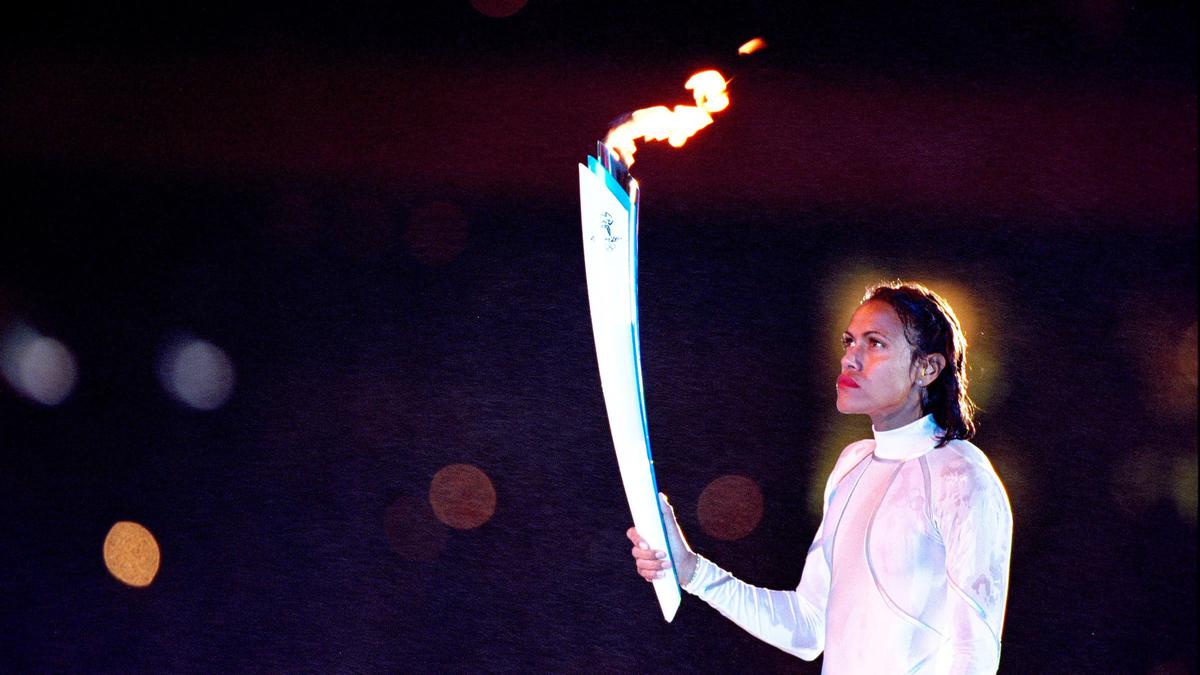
[1,1,1196,672]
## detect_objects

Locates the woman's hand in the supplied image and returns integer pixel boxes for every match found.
[627,493,698,585]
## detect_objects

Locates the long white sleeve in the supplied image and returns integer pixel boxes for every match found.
[682,525,830,660]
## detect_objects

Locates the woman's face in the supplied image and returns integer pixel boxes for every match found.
[836,300,923,425]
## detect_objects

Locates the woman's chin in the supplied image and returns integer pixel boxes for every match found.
[836,394,872,416]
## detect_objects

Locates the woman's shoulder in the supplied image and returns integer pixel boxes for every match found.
[819,439,876,503]
[835,437,876,466]
[927,438,1009,502]
[827,438,876,480]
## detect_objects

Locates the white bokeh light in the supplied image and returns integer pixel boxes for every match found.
[157,336,236,410]
[0,323,78,406]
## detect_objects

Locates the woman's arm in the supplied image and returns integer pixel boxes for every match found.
[628,492,830,661]
[934,448,1014,674]
[627,443,876,660]
[680,521,831,661]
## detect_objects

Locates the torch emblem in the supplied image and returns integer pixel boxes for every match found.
[597,211,621,250]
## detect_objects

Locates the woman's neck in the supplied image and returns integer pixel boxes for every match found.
[870,398,925,431]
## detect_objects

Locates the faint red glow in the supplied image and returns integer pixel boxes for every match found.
[103,521,160,587]
[1,58,1192,223]
[1179,322,1197,388]
[429,464,497,530]
[1147,660,1190,675]
[697,475,764,541]
[470,0,527,19]
[385,495,448,562]
[403,201,468,266]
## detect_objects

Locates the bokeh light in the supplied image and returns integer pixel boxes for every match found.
[429,464,496,529]
[157,336,236,410]
[1178,321,1197,389]
[1116,293,1197,423]
[385,495,449,562]
[0,322,78,406]
[696,474,764,541]
[1112,445,1196,522]
[470,0,528,19]
[1171,453,1197,527]
[403,201,469,266]
[102,521,161,588]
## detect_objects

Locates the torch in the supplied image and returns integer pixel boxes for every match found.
[579,50,756,621]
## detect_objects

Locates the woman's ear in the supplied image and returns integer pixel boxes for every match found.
[919,354,947,384]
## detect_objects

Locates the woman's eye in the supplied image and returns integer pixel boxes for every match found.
[870,339,884,348]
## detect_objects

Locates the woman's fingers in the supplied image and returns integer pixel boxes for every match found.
[635,555,673,580]
[626,526,645,548]
[628,526,671,581]
[631,547,670,565]
[627,527,659,559]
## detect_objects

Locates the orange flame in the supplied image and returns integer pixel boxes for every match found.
[603,69,730,169]
[737,37,766,55]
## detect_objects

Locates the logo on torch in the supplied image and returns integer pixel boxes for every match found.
[597,211,621,250]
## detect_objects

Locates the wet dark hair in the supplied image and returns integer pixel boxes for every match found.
[863,281,976,446]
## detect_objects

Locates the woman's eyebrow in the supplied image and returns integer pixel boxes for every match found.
[843,330,890,339]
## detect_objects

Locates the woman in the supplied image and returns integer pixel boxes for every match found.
[628,281,1012,673]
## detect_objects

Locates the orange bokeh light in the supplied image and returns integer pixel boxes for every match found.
[103,521,160,588]
[429,463,497,530]
[697,474,764,541]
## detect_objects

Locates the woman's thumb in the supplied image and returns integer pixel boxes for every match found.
[658,492,689,554]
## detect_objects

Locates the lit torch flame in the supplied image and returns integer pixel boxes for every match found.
[737,37,767,55]
[603,69,730,169]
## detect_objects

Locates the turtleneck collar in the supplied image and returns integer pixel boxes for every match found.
[872,414,943,461]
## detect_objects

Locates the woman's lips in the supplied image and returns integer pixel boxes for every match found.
[837,375,860,389]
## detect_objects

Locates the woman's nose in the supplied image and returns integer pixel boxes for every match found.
[841,348,859,370]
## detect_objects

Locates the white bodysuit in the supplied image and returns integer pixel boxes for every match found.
[683,415,1012,674]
